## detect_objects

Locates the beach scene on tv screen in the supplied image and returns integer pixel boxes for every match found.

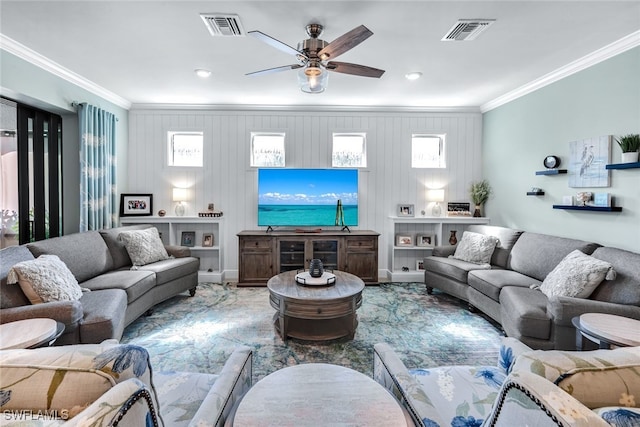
[258,169,358,226]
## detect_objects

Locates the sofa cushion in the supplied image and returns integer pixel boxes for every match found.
[467,225,524,268]
[79,289,128,343]
[537,250,616,299]
[589,247,640,305]
[512,346,640,409]
[137,257,200,286]
[119,227,169,266]
[0,245,34,308]
[500,286,551,340]
[508,232,600,281]
[82,270,156,304]
[423,256,491,283]
[468,269,541,302]
[0,342,158,419]
[99,224,152,270]
[27,231,113,283]
[451,231,499,265]
[7,255,84,304]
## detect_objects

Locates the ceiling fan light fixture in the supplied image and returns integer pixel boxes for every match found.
[298,66,328,93]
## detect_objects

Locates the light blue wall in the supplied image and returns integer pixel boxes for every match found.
[483,47,640,252]
[0,50,129,234]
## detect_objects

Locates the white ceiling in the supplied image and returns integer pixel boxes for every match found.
[1,1,639,111]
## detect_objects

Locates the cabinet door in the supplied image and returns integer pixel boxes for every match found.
[239,236,274,283]
[311,240,338,270]
[279,240,306,272]
[343,236,378,282]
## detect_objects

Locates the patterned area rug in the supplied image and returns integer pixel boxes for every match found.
[121,282,503,382]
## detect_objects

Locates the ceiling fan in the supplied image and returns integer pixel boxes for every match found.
[246,23,385,93]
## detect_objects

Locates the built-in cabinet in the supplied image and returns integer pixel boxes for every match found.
[237,230,379,285]
[389,216,490,282]
[120,216,224,283]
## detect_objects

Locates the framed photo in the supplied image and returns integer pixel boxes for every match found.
[396,234,413,247]
[397,204,415,217]
[416,234,435,247]
[568,135,611,188]
[202,233,214,247]
[181,231,196,247]
[416,260,425,271]
[120,194,153,217]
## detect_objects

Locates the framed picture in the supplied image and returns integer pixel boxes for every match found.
[568,135,611,188]
[397,204,415,217]
[416,260,425,271]
[181,231,196,247]
[202,233,214,247]
[396,234,413,247]
[416,234,435,247]
[120,194,153,217]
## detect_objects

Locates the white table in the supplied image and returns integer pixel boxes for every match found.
[0,318,64,350]
[232,363,408,426]
[572,313,640,349]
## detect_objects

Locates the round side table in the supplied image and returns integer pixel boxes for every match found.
[572,313,640,349]
[0,318,65,350]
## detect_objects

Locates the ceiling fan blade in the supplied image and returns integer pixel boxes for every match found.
[246,64,303,77]
[317,25,373,60]
[247,30,305,58]
[326,61,385,78]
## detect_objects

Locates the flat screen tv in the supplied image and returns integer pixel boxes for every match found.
[258,168,358,228]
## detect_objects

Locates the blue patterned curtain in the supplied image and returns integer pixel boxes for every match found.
[78,103,117,231]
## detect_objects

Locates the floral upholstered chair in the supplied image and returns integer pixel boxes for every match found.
[374,338,640,427]
[0,341,252,426]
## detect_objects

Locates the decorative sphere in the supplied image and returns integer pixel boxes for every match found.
[158,210,166,217]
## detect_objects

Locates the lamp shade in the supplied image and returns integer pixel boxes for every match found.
[172,188,187,202]
[427,189,445,202]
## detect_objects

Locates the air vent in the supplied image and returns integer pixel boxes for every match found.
[442,19,495,41]
[200,13,245,37]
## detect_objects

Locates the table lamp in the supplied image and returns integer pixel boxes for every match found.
[428,189,445,217]
[173,188,187,216]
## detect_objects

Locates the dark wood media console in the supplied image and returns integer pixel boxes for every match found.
[237,230,380,285]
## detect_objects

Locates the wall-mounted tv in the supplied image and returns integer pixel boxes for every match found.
[258,168,358,228]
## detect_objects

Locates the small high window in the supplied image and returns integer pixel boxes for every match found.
[167,131,203,167]
[332,133,366,167]
[412,134,446,168]
[250,133,285,167]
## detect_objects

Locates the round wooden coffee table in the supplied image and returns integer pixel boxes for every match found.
[0,318,65,350]
[232,363,407,426]
[267,270,364,341]
[572,313,640,349]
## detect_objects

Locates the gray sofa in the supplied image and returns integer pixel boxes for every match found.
[0,224,199,345]
[424,224,640,350]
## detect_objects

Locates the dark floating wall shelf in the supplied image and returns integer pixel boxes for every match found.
[553,205,622,212]
[605,162,640,170]
[536,169,568,175]
[526,191,545,196]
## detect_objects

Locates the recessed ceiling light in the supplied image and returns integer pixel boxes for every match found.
[195,69,212,78]
[405,72,422,81]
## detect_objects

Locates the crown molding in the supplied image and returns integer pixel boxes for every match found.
[130,103,481,114]
[481,30,640,113]
[0,34,132,110]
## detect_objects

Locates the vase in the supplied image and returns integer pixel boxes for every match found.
[621,151,639,163]
[309,259,324,278]
[473,205,482,217]
[449,230,458,245]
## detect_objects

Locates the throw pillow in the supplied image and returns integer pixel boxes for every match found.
[536,250,616,298]
[118,227,169,266]
[450,231,499,265]
[7,255,83,304]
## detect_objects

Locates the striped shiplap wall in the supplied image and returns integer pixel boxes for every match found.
[127,108,483,279]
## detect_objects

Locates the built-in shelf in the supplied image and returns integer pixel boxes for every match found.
[605,162,640,170]
[536,169,568,175]
[553,205,622,212]
[527,191,545,196]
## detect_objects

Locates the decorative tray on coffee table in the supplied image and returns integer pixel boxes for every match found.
[294,271,336,286]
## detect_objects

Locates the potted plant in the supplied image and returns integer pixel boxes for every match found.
[469,180,492,217]
[616,134,640,163]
